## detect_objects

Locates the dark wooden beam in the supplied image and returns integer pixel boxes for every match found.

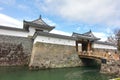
[76,41,78,52]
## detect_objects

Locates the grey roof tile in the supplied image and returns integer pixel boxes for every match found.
[0,25,28,32]
[23,16,55,32]
[72,30,100,41]
[33,31,76,40]
[32,18,49,26]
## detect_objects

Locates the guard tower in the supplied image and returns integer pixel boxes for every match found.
[23,15,55,33]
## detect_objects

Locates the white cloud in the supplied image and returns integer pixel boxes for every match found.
[0,13,71,37]
[36,0,120,27]
[0,13,23,28]
[106,27,113,34]
[43,18,57,26]
[0,7,3,10]
[0,0,16,5]
[76,26,81,31]
[18,4,29,10]
[0,13,57,29]
[93,32,107,41]
[0,13,108,41]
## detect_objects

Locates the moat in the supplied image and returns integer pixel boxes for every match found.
[0,66,112,80]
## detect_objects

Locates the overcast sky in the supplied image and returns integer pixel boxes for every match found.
[0,0,120,41]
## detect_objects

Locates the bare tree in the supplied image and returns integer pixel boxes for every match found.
[115,29,120,51]
[107,28,120,51]
[107,35,117,45]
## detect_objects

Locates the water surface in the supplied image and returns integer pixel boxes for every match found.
[0,66,111,80]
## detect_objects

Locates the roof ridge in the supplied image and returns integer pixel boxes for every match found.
[83,30,97,38]
[72,31,100,41]
[31,17,49,26]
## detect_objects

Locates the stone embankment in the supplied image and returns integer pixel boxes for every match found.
[29,42,82,70]
[100,59,120,77]
[0,35,33,66]
[0,43,29,66]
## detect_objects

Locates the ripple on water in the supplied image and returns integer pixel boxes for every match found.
[65,69,109,80]
[0,67,110,80]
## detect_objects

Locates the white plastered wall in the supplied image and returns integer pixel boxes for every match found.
[28,27,36,36]
[0,29,28,37]
[92,43,117,50]
[34,35,76,46]
[0,27,36,37]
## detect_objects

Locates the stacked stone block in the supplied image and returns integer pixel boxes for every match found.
[0,35,33,66]
[0,43,27,66]
[29,42,82,69]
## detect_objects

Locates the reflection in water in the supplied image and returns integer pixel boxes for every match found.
[65,70,95,80]
[65,69,109,80]
[0,66,110,80]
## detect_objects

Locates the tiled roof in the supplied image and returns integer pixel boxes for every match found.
[72,30,100,41]
[23,16,55,32]
[23,21,55,31]
[83,30,97,38]
[32,31,76,40]
[32,17,49,26]
[0,25,28,32]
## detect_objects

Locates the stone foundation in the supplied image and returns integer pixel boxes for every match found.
[0,35,33,66]
[93,48,116,54]
[29,42,82,69]
[100,60,120,77]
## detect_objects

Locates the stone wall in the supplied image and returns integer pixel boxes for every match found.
[0,35,33,66]
[100,60,120,77]
[93,48,116,53]
[29,42,82,69]
[93,48,117,57]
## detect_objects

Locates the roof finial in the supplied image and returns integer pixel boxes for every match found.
[39,15,42,19]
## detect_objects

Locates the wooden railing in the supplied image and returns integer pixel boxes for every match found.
[78,51,120,61]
